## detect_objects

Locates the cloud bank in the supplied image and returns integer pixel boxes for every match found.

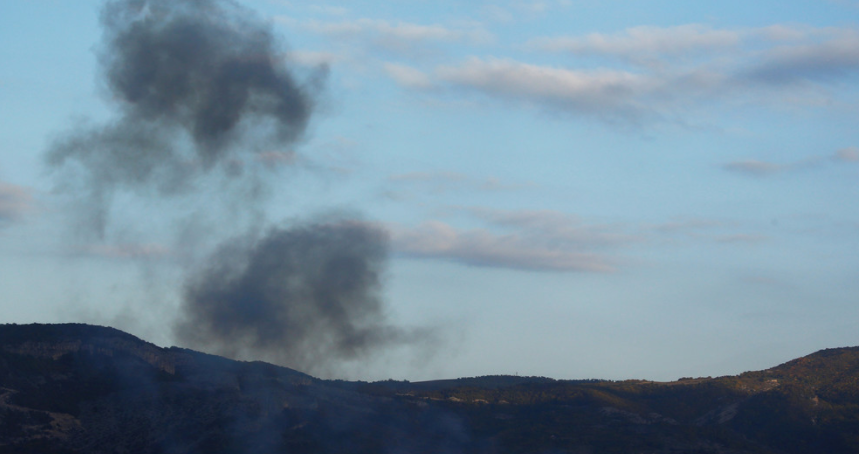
[381,25,859,125]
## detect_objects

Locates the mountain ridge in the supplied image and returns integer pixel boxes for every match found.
[0,323,857,453]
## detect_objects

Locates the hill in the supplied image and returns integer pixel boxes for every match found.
[0,323,857,453]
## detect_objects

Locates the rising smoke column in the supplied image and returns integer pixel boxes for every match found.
[46,0,320,236]
[46,0,423,374]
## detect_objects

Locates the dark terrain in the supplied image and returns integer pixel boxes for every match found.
[0,323,857,453]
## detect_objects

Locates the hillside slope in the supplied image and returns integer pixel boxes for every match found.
[0,323,857,453]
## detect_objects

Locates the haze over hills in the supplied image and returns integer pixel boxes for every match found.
[0,323,857,453]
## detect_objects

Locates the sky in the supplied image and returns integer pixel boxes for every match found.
[1,0,858,382]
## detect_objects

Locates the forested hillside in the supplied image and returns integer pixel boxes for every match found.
[0,323,857,453]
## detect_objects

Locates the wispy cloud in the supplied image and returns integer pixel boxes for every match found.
[387,171,531,194]
[527,25,741,65]
[391,207,771,271]
[482,0,573,22]
[467,208,632,246]
[0,181,34,226]
[390,209,632,272]
[647,217,768,246]
[435,58,662,122]
[392,220,615,272]
[526,24,850,66]
[277,16,492,55]
[383,63,435,89]
[835,147,859,162]
[743,28,859,85]
[650,218,729,233]
[724,147,859,177]
[384,25,859,125]
[276,18,859,125]
[307,5,349,16]
[723,160,788,176]
[387,57,730,124]
[514,0,572,14]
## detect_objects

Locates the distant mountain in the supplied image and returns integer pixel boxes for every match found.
[0,323,857,453]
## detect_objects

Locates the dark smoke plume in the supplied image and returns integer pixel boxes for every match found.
[175,218,413,372]
[46,0,430,375]
[47,0,322,236]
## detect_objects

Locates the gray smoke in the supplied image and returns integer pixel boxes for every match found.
[176,218,411,372]
[45,0,428,375]
[47,0,322,236]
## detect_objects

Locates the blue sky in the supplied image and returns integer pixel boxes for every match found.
[1,0,858,381]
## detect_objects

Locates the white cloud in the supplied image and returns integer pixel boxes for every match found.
[511,0,572,16]
[745,29,859,84]
[383,63,434,89]
[307,5,349,16]
[390,209,633,272]
[526,24,843,66]
[435,57,660,120]
[381,25,859,124]
[373,21,488,43]
[725,146,858,177]
[527,25,741,64]
[383,56,736,123]
[757,24,813,42]
[277,16,859,125]
[281,17,492,48]
[467,208,632,246]
[391,220,615,272]
[480,0,568,21]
